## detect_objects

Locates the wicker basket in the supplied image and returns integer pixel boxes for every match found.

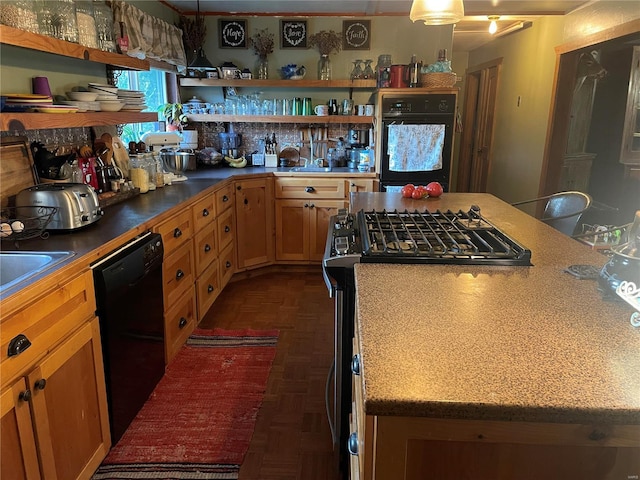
[420,72,457,88]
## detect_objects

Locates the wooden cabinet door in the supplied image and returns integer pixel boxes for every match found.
[1,379,41,480]
[28,317,110,480]
[275,199,309,261]
[309,200,346,261]
[235,178,274,270]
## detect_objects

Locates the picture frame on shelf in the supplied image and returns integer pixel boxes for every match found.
[342,20,371,50]
[219,19,248,48]
[280,20,307,48]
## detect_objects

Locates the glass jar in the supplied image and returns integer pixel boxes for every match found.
[0,0,39,34]
[376,54,392,88]
[318,54,332,80]
[93,0,116,52]
[75,0,98,48]
[256,55,269,80]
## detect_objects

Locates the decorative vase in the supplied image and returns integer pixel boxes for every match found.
[318,54,331,80]
[257,55,269,80]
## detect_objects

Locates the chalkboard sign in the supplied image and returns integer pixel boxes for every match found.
[281,20,307,49]
[343,20,370,50]
[219,19,247,49]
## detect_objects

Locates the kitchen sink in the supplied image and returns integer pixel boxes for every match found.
[289,166,333,173]
[0,251,76,296]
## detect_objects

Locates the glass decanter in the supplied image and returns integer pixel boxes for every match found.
[350,60,363,80]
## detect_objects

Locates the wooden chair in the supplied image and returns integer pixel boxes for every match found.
[511,191,592,236]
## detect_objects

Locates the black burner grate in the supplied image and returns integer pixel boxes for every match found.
[358,208,532,266]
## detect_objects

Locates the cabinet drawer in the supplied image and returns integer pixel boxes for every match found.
[0,270,96,390]
[164,290,196,363]
[162,241,194,309]
[274,178,346,199]
[193,221,217,277]
[347,178,375,193]
[191,194,216,232]
[215,183,234,214]
[155,209,193,254]
[196,259,220,322]
[217,207,234,253]
[219,243,235,289]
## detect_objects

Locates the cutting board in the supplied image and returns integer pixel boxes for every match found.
[111,136,130,179]
[0,136,39,207]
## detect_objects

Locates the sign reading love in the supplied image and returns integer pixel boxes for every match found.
[281,20,307,48]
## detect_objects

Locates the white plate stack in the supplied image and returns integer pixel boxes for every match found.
[88,83,123,111]
[118,89,148,112]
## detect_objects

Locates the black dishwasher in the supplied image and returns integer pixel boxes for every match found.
[92,231,165,444]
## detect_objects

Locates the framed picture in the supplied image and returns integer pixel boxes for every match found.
[219,19,248,48]
[280,20,307,48]
[342,20,371,50]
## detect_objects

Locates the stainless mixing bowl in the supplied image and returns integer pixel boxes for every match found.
[161,151,190,173]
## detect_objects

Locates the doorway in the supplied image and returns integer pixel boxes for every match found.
[456,58,502,192]
[540,21,640,227]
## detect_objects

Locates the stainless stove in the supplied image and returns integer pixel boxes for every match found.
[322,206,531,478]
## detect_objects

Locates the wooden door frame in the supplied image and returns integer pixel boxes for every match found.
[457,58,502,192]
[539,18,640,197]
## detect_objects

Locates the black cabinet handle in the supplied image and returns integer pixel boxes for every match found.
[226,261,232,268]
[176,269,185,280]
[348,433,359,456]
[173,227,182,238]
[310,203,315,208]
[178,317,188,329]
[19,390,32,402]
[222,195,229,202]
[34,379,47,390]
[224,225,230,233]
[305,186,315,193]
[351,354,361,375]
[244,198,248,205]
[237,185,242,190]
[8,334,31,357]
[207,284,214,293]
[202,208,209,217]
[350,182,356,187]
[304,203,309,208]
[204,243,211,253]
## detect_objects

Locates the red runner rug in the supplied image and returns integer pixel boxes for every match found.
[92,328,279,480]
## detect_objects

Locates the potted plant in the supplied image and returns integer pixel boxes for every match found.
[158,103,188,131]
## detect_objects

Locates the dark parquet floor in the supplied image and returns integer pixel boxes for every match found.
[199,267,341,480]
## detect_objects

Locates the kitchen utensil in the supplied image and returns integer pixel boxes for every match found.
[15,183,103,230]
[110,136,130,179]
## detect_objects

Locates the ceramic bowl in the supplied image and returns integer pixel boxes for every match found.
[67,91,99,102]
[99,101,124,112]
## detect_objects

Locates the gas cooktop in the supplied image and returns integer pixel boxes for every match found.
[324,207,532,269]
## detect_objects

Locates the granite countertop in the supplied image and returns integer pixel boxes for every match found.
[0,165,373,303]
[351,193,640,425]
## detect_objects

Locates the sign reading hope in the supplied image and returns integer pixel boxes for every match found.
[219,19,247,48]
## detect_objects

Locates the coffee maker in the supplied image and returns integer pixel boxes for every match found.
[218,131,242,158]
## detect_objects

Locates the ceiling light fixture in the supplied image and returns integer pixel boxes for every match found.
[409,0,465,26]
[189,0,214,70]
[488,16,500,35]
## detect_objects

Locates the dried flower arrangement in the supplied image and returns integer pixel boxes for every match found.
[250,28,275,58]
[177,15,207,51]
[308,30,342,56]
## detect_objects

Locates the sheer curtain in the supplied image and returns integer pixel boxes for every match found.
[112,1,186,71]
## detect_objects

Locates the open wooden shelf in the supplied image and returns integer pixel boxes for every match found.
[186,114,374,124]
[0,112,158,131]
[0,25,150,71]
[179,78,377,88]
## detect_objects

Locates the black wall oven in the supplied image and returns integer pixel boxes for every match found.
[379,93,456,192]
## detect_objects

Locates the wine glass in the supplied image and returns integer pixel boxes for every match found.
[363,60,374,79]
[351,60,363,80]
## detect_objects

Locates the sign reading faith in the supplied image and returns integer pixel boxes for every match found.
[281,20,307,48]
[342,20,370,50]
[219,19,247,48]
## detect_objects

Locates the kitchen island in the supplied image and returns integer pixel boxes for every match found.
[349,193,639,480]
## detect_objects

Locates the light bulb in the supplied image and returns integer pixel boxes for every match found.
[488,16,500,35]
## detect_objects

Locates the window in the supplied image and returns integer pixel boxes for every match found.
[115,69,167,144]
